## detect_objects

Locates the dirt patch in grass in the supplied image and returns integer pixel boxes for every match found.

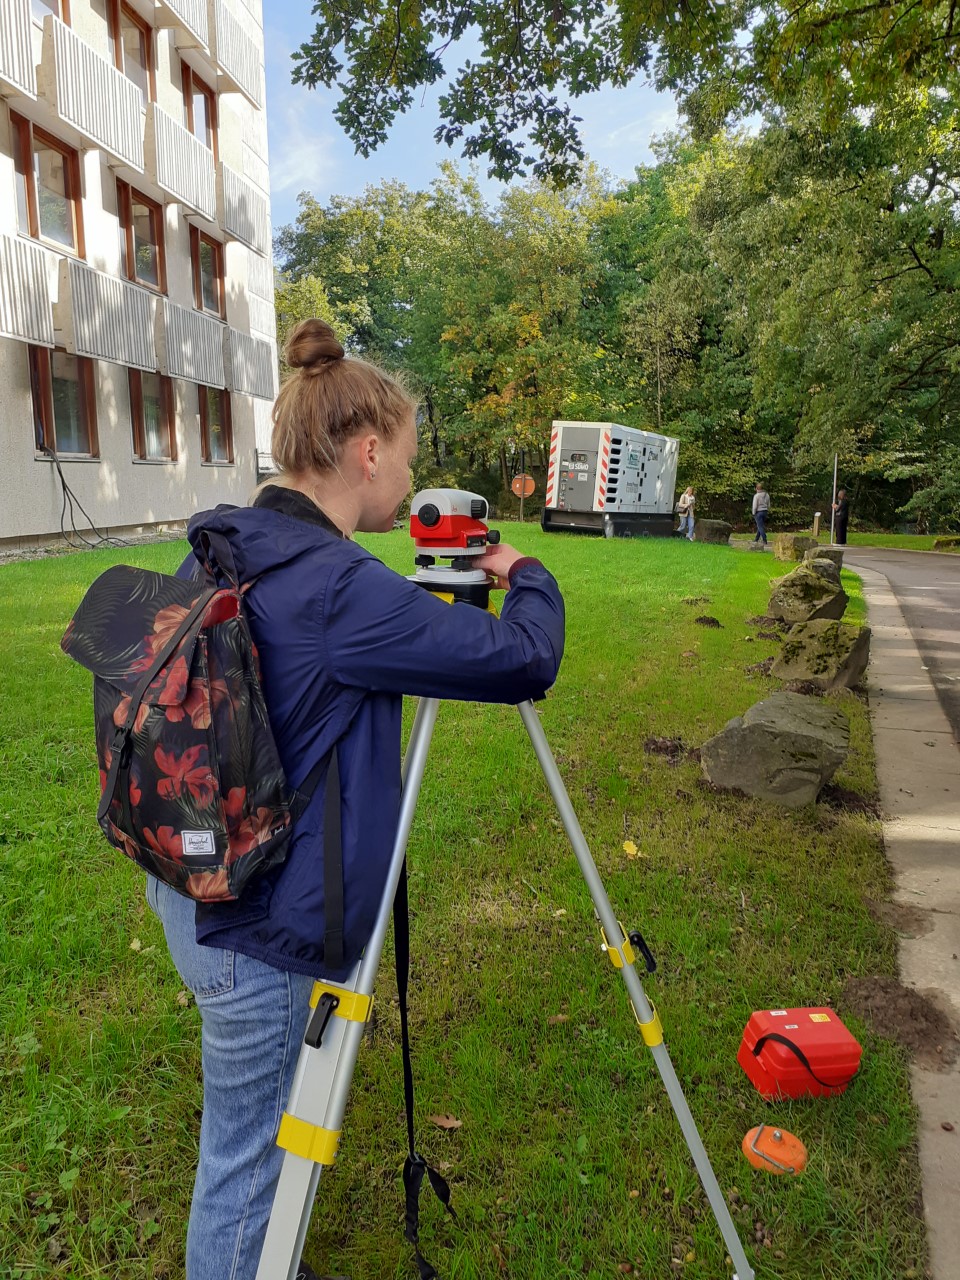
[749,614,790,631]
[682,596,711,605]
[643,737,700,765]
[819,784,881,817]
[783,680,825,696]
[695,615,722,628]
[745,657,775,677]
[843,976,960,1069]
[865,898,934,938]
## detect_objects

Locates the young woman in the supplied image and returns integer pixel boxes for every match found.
[677,486,696,540]
[148,320,565,1280]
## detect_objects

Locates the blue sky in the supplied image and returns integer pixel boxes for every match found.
[263,3,680,234]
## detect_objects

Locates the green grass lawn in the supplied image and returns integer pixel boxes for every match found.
[0,529,921,1280]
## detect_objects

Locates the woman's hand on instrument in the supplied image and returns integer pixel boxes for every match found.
[473,543,527,590]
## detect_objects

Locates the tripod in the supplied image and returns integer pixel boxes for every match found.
[256,693,755,1280]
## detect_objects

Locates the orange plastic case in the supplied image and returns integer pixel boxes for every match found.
[738,1007,862,1101]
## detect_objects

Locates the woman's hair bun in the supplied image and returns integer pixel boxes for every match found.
[285,318,344,372]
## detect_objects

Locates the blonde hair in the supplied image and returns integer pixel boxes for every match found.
[267,319,415,480]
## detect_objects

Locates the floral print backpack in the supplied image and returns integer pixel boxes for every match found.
[60,531,339,913]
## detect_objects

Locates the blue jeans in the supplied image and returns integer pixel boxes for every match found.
[147,878,314,1280]
[678,514,694,540]
[754,510,768,543]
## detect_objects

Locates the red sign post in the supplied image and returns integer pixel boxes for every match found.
[511,473,536,522]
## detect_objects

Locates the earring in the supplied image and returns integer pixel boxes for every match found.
[370,469,377,480]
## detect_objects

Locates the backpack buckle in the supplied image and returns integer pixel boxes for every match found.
[112,726,133,762]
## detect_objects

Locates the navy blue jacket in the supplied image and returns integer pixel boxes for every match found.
[182,489,565,980]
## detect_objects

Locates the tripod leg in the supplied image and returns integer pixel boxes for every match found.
[515,701,755,1280]
[256,698,442,1280]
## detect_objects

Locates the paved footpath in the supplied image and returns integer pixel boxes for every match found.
[844,550,960,1279]
[845,548,960,745]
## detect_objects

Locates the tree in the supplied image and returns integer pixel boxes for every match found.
[290,1,959,183]
[273,274,347,369]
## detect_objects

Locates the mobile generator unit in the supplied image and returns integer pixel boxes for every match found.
[542,421,680,537]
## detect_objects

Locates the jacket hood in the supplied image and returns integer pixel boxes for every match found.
[187,502,345,583]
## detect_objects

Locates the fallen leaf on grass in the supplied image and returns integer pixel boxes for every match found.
[129,938,142,952]
[429,1114,463,1130]
[176,990,192,1007]
[547,1014,569,1025]
[623,840,648,860]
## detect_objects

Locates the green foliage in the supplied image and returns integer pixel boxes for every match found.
[275,86,960,530]
[290,1,957,184]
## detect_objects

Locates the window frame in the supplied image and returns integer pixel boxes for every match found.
[199,385,234,465]
[181,61,218,162]
[30,345,99,459]
[117,179,166,293]
[190,225,226,319]
[12,113,85,258]
[129,369,177,462]
[108,0,156,106]
[31,0,70,27]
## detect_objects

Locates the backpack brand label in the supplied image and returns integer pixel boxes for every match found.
[182,830,216,857]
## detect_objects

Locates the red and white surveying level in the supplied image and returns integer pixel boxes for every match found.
[256,491,754,1280]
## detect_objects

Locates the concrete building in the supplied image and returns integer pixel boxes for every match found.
[0,0,277,552]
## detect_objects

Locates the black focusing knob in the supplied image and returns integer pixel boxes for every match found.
[487,530,501,545]
[417,503,441,527]
[470,499,487,519]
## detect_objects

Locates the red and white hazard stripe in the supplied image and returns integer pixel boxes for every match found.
[594,428,612,510]
[545,428,560,508]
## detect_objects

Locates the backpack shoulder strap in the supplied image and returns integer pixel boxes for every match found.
[292,748,344,971]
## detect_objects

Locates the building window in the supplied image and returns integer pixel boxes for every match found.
[129,370,176,460]
[190,226,225,317]
[181,63,218,160]
[31,0,68,25]
[118,181,165,292]
[199,386,233,464]
[30,346,98,458]
[109,1,155,107]
[12,114,84,257]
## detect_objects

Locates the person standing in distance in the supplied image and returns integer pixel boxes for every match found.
[751,483,770,546]
[833,488,850,545]
[146,319,565,1280]
[677,486,696,540]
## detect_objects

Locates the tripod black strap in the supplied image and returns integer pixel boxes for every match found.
[752,1032,858,1091]
[395,859,456,1278]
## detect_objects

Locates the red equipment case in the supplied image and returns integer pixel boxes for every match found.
[738,1007,862,1101]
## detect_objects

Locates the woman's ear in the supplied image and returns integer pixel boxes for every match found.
[359,432,379,480]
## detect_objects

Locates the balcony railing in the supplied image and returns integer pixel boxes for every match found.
[40,17,143,171]
[227,329,276,399]
[0,236,55,346]
[56,258,157,370]
[247,293,275,339]
[145,103,216,221]
[246,251,274,303]
[0,0,36,99]
[159,300,225,386]
[220,163,270,255]
[212,0,261,106]
[155,0,209,49]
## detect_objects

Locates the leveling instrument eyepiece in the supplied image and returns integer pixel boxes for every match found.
[410,488,501,608]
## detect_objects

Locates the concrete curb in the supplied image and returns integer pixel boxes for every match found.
[856,563,960,1279]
